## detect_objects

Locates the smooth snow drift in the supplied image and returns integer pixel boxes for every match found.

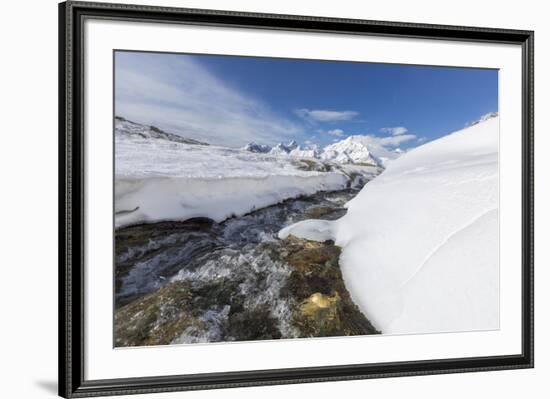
[279,116,499,334]
[115,119,377,228]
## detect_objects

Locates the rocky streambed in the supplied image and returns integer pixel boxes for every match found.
[114,187,379,347]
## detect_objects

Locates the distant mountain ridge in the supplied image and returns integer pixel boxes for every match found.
[115,116,395,168]
[242,139,321,158]
[243,135,402,167]
[115,116,209,146]
[269,140,299,155]
[242,142,272,153]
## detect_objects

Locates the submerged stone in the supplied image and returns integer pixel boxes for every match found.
[227,305,282,341]
[304,205,339,219]
[114,281,205,347]
[298,292,342,336]
[278,236,379,337]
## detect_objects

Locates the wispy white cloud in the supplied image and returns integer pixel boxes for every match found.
[354,134,417,152]
[375,134,417,146]
[343,133,417,160]
[322,126,416,152]
[380,126,408,136]
[326,128,345,137]
[295,108,359,123]
[115,52,302,147]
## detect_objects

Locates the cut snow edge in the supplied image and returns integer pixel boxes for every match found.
[115,172,348,228]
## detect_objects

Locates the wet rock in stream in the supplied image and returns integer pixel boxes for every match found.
[279,236,378,337]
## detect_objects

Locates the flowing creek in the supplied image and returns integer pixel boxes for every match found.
[114,186,379,346]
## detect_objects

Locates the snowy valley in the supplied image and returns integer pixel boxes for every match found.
[115,117,383,228]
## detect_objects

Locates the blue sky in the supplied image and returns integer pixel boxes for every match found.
[115,51,498,149]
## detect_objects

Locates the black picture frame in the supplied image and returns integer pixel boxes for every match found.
[59,1,534,397]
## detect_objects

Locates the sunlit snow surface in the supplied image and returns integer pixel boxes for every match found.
[115,119,379,228]
[280,117,499,334]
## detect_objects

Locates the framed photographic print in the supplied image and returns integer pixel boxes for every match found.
[59,1,534,397]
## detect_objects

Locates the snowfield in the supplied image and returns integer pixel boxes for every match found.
[279,116,499,334]
[115,119,378,228]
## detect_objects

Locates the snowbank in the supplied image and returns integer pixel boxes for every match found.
[115,120,352,228]
[279,117,499,334]
[116,173,347,228]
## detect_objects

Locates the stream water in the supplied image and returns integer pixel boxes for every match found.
[114,186,378,346]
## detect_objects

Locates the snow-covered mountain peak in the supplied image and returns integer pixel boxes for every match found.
[241,134,397,167]
[242,139,300,155]
[242,142,271,153]
[286,140,298,149]
[270,140,299,155]
[321,135,379,166]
